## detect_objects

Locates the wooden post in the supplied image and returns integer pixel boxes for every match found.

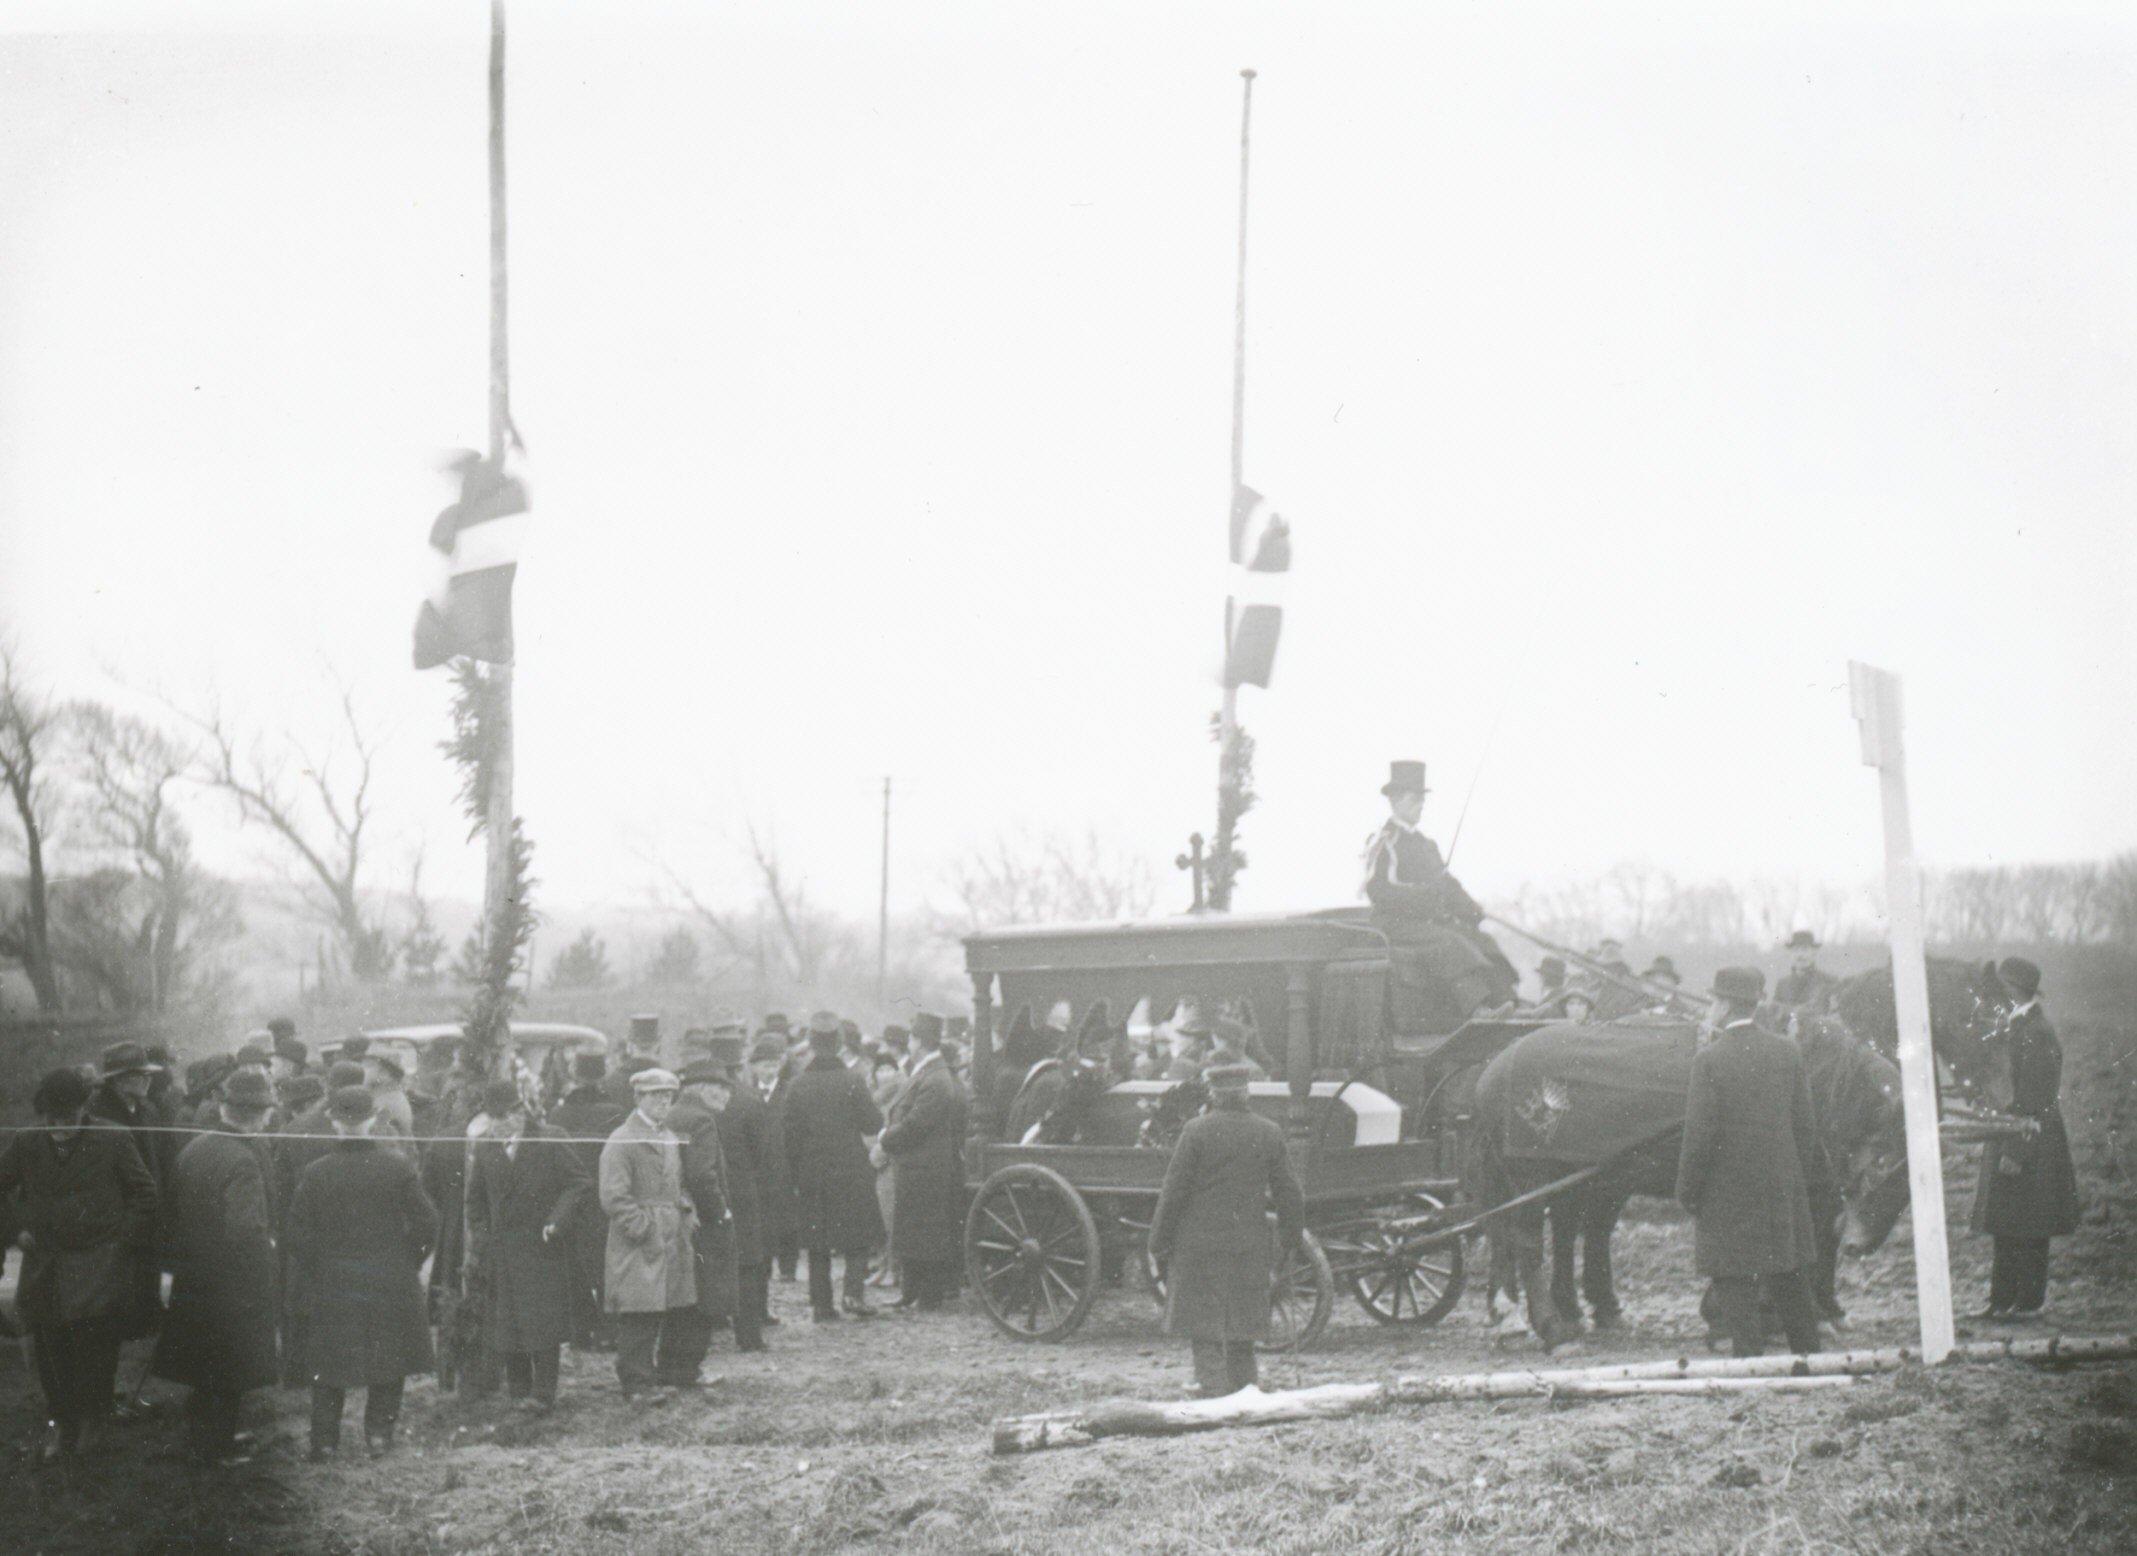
[967,962,994,1179]
[1212,69,1256,911]
[1849,661,1954,1363]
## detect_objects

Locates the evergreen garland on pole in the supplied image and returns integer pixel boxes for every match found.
[1207,711,1256,910]
[444,657,536,1079]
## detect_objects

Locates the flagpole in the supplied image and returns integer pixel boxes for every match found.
[1213,67,1255,912]
[481,0,516,1030]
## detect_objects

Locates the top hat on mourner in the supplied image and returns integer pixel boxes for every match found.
[1380,759,1429,798]
[1785,930,1821,951]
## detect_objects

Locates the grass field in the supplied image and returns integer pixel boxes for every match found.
[4,947,2133,1555]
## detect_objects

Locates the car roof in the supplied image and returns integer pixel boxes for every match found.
[352,1022,609,1048]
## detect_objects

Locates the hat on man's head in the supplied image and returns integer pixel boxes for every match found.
[1997,956,2042,1000]
[749,1038,785,1065]
[481,1080,525,1119]
[326,1085,377,1124]
[707,1034,749,1068]
[628,1014,661,1047]
[99,1041,163,1079]
[266,1016,297,1042]
[677,1058,730,1088]
[234,1043,274,1071]
[221,1068,276,1114]
[1380,759,1429,798]
[34,1066,94,1118]
[327,1061,367,1090]
[340,1034,371,1060]
[572,1051,608,1083]
[630,1066,680,1094]
[1205,1062,1255,1093]
[910,1011,945,1046]
[761,1012,791,1034]
[282,1075,326,1113]
[1643,956,1681,985]
[1785,930,1821,951]
[272,1034,308,1067]
[881,1023,910,1046]
[709,1010,746,1035]
[1710,966,1766,1005]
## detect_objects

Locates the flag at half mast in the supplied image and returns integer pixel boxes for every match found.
[413,450,529,669]
[1225,484,1290,688]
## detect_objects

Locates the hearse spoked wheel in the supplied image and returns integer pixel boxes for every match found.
[965,1164,1102,1342]
[1140,1225,1336,1353]
[1328,1192,1466,1327]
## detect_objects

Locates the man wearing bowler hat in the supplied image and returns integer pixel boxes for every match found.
[1361,759,1518,1017]
[1677,966,1827,1357]
[1773,930,1840,1017]
[88,1041,177,1348]
[1969,956,2080,1321]
[879,1012,968,1312]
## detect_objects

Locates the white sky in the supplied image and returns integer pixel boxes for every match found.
[3,1,2133,928]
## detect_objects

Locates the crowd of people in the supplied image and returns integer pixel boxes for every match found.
[0,1005,976,1465]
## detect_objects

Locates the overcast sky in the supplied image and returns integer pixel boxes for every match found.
[3,1,2133,932]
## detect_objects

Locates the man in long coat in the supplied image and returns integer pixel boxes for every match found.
[1147,1063,1305,1397]
[661,1061,743,1384]
[275,1059,365,1386]
[551,1052,626,1347]
[287,1086,438,1459]
[598,1067,698,1398]
[783,1013,886,1320]
[703,1038,772,1345]
[466,1080,590,1410]
[752,1037,803,1285]
[880,1012,968,1311]
[86,1041,177,1343]
[150,1067,281,1463]
[1675,967,1826,1357]
[0,1067,160,1458]
[1970,956,2081,1319]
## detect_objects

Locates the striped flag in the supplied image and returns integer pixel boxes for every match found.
[413,451,529,670]
[1224,484,1290,688]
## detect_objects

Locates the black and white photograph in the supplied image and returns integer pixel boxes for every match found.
[2,1,2134,1551]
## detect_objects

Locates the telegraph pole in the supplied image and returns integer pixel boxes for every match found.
[1212,67,1256,910]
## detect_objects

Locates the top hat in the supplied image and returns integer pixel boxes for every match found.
[98,1041,163,1079]
[1996,956,2042,1000]
[572,1051,609,1082]
[326,1085,377,1124]
[677,1058,730,1087]
[1785,930,1820,951]
[221,1068,276,1113]
[706,1034,749,1068]
[1380,759,1429,798]
[266,1016,297,1042]
[1710,966,1766,1005]
[628,1014,661,1046]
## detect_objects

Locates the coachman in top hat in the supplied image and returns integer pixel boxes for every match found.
[1361,759,1518,1017]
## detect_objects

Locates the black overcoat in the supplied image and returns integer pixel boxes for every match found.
[712,1082,770,1267]
[880,1055,968,1266]
[151,1128,280,1394]
[288,1139,438,1387]
[1148,1104,1304,1341]
[467,1124,590,1352]
[1676,1021,1824,1277]
[782,1054,886,1251]
[759,1071,800,1246]
[1971,1006,2081,1239]
[550,1086,627,1306]
[0,1121,159,1330]
[667,1096,739,1321]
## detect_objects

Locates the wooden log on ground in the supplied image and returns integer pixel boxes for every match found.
[989,1333,2137,1454]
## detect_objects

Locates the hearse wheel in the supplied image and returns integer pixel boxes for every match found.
[1328,1192,1466,1326]
[965,1164,1102,1342]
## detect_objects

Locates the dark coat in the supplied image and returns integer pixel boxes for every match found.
[880,1054,968,1266]
[667,1096,739,1321]
[758,1072,801,1244]
[288,1139,438,1387]
[151,1128,280,1394]
[1363,820,1483,927]
[551,1087,627,1308]
[1971,1006,2080,1240]
[1676,1020,1824,1277]
[0,1121,159,1330]
[1148,1103,1305,1342]
[1773,966,1842,1016]
[467,1124,590,1352]
[782,1054,886,1251]
[712,1082,770,1267]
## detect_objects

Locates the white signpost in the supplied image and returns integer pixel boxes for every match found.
[1849,660,1955,1362]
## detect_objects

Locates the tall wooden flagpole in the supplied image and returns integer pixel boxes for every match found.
[1849,660,1955,1363]
[481,0,516,1013]
[1213,68,1256,911]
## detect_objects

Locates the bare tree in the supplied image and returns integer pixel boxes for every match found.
[187,678,393,982]
[0,641,62,1010]
[934,827,1159,938]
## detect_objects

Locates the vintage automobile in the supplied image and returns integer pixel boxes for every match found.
[959,911,1544,1346]
[322,1020,609,1100]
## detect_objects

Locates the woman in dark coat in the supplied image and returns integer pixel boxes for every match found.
[782,1017,886,1320]
[1970,957,2081,1318]
[0,1068,160,1458]
[1148,1063,1304,1397]
[151,1067,281,1462]
[287,1086,438,1459]
[879,1013,968,1310]
[466,1081,590,1409]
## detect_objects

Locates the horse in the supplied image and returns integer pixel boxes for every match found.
[1467,1013,1914,1351]
[1829,956,2010,1104]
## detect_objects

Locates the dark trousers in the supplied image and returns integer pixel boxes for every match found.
[1989,1237,2052,1313]
[1190,1339,1259,1396]
[732,1270,765,1350]
[903,1258,959,1309]
[613,1308,692,1394]
[743,1261,773,1326]
[807,1248,866,1315]
[1806,1180,1846,1320]
[775,1227,799,1280]
[186,1388,244,1456]
[499,1347,560,1403]
[309,1379,405,1449]
[29,1318,123,1432]
[662,1307,714,1383]
[1710,1270,1821,1357]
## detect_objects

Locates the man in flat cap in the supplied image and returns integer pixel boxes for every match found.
[1676,967,1826,1357]
[1969,956,2080,1321]
[879,1013,968,1312]
[467,1081,590,1411]
[551,1052,626,1349]
[151,1068,280,1463]
[784,1012,886,1320]
[1361,759,1518,1019]
[599,1067,698,1398]
[288,1086,437,1459]
[1148,1062,1304,1397]
[1772,931,1840,1019]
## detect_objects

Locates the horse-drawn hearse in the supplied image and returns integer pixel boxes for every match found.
[958,911,1545,1346]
